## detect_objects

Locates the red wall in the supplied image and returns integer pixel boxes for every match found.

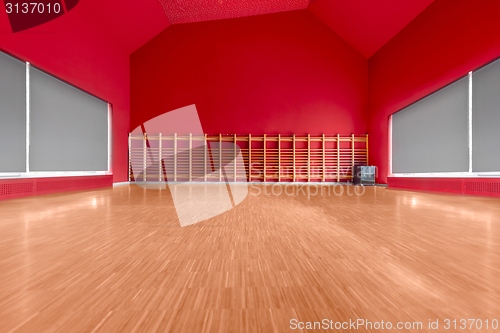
[0,7,130,182]
[368,0,500,183]
[131,10,368,136]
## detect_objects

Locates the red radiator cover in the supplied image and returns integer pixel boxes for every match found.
[388,177,500,198]
[0,175,113,201]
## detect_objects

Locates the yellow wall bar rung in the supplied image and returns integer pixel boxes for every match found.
[263,134,267,182]
[189,133,192,182]
[174,133,177,182]
[204,134,207,182]
[351,133,355,177]
[307,134,310,182]
[159,133,163,181]
[336,134,340,182]
[366,133,369,165]
[219,134,222,182]
[322,134,325,182]
[248,134,252,182]
[233,133,237,182]
[278,134,281,182]
[292,134,296,182]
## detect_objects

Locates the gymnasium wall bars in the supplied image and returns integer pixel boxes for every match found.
[129,134,368,183]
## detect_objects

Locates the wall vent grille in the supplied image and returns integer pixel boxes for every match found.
[0,182,34,196]
[464,180,500,194]
[0,176,112,201]
[388,177,500,198]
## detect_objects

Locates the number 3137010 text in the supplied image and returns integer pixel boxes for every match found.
[5,3,62,14]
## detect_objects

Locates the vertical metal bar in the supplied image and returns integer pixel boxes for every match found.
[159,133,163,181]
[307,134,311,182]
[128,133,132,181]
[366,134,369,166]
[174,133,177,182]
[337,134,340,182]
[351,134,355,180]
[189,133,193,182]
[263,134,267,182]
[388,117,393,176]
[26,62,30,173]
[278,134,281,182]
[322,134,325,182]
[204,134,208,182]
[468,71,473,173]
[293,134,296,182]
[219,134,222,182]
[143,133,147,181]
[248,134,252,182]
[233,134,237,182]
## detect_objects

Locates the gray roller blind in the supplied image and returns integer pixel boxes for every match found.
[392,76,469,173]
[472,59,500,172]
[29,67,108,172]
[0,52,26,172]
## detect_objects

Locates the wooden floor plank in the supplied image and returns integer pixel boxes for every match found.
[0,184,499,332]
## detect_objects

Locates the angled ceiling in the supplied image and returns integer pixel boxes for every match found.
[308,0,435,58]
[155,0,435,58]
[158,0,310,25]
[1,0,436,57]
[75,0,170,53]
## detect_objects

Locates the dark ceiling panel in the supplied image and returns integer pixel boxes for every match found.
[64,0,79,12]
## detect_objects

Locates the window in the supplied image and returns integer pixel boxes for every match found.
[0,50,110,178]
[391,57,500,177]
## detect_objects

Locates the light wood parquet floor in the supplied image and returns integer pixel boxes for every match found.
[0,184,499,332]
